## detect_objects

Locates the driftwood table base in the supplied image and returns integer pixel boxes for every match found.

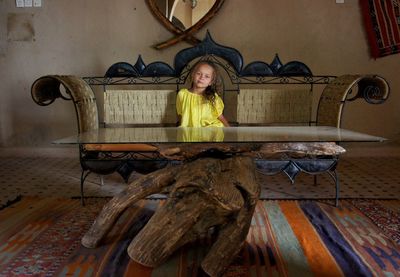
[81,142,345,276]
[82,156,260,276]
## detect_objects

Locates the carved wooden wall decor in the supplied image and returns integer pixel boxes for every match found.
[146,0,225,49]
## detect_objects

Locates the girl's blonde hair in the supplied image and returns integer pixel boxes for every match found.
[190,60,222,106]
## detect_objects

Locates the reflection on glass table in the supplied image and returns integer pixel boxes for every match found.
[54,126,386,145]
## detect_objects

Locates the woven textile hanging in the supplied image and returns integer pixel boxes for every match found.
[360,0,400,58]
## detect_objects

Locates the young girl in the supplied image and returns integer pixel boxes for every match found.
[176,61,230,127]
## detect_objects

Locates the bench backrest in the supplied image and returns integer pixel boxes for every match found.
[101,88,313,126]
[31,35,390,141]
[103,89,177,126]
[237,88,312,125]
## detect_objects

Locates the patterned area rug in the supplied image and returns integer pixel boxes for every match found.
[349,199,400,244]
[0,197,399,276]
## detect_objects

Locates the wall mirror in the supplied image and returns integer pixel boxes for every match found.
[146,0,225,49]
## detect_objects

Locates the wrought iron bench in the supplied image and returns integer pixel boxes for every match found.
[31,32,389,205]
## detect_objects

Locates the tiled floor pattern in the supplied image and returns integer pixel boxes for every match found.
[1,145,399,206]
[259,156,400,199]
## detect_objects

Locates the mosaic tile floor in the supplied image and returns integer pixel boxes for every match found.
[1,142,399,207]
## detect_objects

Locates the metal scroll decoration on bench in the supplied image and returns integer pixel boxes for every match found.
[100,31,317,83]
[31,75,99,133]
[316,74,390,127]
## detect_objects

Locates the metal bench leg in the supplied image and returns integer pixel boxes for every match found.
[327,170,339,207]
[80,170,91,206]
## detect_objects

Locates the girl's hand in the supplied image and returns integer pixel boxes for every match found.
[176,115,181,126]
[218,115,230,127]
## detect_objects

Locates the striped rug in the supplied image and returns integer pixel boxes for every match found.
[0,197,398,276]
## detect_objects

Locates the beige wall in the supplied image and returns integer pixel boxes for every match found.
[0,0,399,146]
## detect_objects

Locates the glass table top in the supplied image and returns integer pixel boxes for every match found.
[53,126,386,144]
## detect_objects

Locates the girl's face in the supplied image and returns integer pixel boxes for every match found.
[192,63,215,90]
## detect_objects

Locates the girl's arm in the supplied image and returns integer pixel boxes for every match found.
[218,114,230,127]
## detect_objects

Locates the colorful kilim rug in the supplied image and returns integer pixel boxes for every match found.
[360,0,400,58]
[0,197,399,276]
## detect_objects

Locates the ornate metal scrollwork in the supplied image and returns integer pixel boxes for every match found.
[88,32,335,86]
[31,75,73,106]
[255,158,338,184]
[360,77,390,104]
[344,75,390,104]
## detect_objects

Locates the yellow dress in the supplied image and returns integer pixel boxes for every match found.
[177,127,224,142]
[176,88,225,127]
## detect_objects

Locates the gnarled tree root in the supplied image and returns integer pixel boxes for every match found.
[82,156,259,277]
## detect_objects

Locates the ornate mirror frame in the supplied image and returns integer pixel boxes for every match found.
[146,0,225,49]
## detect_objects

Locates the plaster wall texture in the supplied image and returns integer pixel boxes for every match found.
[0,0,399,146]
